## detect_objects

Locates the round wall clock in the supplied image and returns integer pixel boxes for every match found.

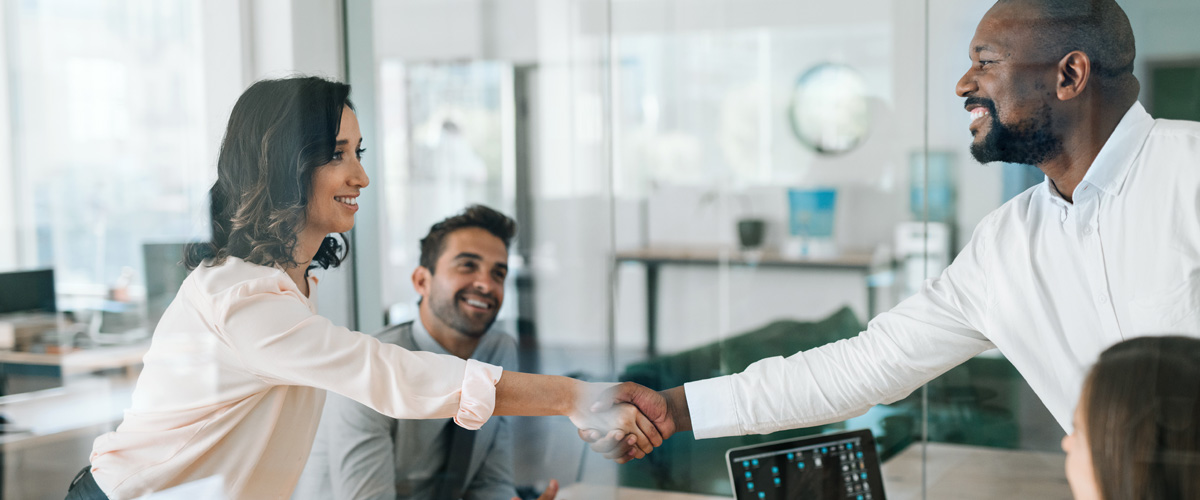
[788,63,871,155]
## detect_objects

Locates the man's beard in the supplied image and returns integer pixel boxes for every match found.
[969,99,1063,166]
[429,288,498,338]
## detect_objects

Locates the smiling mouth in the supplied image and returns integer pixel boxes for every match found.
[461,297,494,311]
[334,196,358,209]
[969,107,990,124]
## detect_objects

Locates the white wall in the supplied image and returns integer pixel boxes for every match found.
[248,0,345,81]
[372,0,544,63]
[0,3,15,268]
[238,0,355,328]
[603,0,921,352]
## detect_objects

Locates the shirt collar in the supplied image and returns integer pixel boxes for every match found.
[411,314,452,356]
[1077,101,1155,197]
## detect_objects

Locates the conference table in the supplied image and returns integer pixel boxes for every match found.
[558,442,1072,499]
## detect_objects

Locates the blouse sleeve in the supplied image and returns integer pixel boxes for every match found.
[211,276,502,429]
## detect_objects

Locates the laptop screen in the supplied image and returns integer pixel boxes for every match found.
[726,429,886,500]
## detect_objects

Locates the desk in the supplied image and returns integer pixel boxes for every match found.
[881,442,1071,500]
[615,247,875,357]
[560,442,1069,499]
[558,483,730,500]
[0,343,145,499]
[0,341,149,377]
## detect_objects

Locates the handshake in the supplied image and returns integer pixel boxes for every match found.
[567,382,692,464]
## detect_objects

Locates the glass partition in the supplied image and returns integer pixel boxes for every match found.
[345,0,626,492]
[337,0,1196,498]
[607,0,931,495]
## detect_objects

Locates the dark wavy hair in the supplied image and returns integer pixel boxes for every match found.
[185,76,354,272]
[418,205,517,273]
[1082,336,1200,500]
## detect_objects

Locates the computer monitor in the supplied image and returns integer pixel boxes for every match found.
[726,429,887,500]
[0,269,56,315]
[143,242,192,328]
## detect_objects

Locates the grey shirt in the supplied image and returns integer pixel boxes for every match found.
[294,319,518,500]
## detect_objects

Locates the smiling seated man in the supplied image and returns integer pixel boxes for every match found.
[296,205,555,500]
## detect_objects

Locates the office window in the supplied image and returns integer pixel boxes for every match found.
[3,0,213,302]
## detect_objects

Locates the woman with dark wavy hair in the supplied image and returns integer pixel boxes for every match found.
[64,76,658,500]
[1062,336,1200,500]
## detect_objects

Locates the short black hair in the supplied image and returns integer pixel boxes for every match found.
[419,205,517,273]
[999,0,1136,81]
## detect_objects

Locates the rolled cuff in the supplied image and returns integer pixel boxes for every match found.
[684,376,743,439]
[454,359,504,430]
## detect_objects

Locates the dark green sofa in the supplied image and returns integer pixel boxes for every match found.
[618,306,1026,495]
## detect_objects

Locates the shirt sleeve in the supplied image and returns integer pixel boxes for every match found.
[320,392,397,500]
[685,214,1000,439]
[213,279,502,429]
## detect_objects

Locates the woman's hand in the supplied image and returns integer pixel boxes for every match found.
[490,374,664,463]
[563,382,663,463]
[575,383,688,462]
[567,401,661,463]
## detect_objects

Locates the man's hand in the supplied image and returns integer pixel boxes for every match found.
[512,479,558,500]
[566,382,665,463]
[577,383,691,462]
[568,401,659,463]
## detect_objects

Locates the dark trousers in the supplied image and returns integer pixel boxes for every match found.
[64,466,108,500]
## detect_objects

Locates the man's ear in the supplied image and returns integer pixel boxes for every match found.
[1057,50,1091,101]
[412,266,432,297]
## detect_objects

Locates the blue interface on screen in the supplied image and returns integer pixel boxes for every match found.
[729,434,883,500]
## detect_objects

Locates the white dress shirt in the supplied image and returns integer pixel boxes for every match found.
[685,102,1200,439]
[89,257,503,499]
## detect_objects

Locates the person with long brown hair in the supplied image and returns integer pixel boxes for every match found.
[63,76,658,500]
[1062,336,1200,500]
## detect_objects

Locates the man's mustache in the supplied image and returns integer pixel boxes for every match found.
[965,96,997,115]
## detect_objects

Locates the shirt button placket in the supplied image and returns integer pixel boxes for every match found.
[1085,199,1120,337]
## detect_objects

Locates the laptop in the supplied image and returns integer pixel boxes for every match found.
[726,429,886,500]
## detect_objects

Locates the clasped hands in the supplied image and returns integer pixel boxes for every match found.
[567,382,687,464]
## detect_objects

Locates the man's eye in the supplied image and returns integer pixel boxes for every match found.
[979,60,994,67]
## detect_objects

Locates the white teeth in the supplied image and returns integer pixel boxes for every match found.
[970,108,990,121]
[335,196,357,205]
[465,298,490,309]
